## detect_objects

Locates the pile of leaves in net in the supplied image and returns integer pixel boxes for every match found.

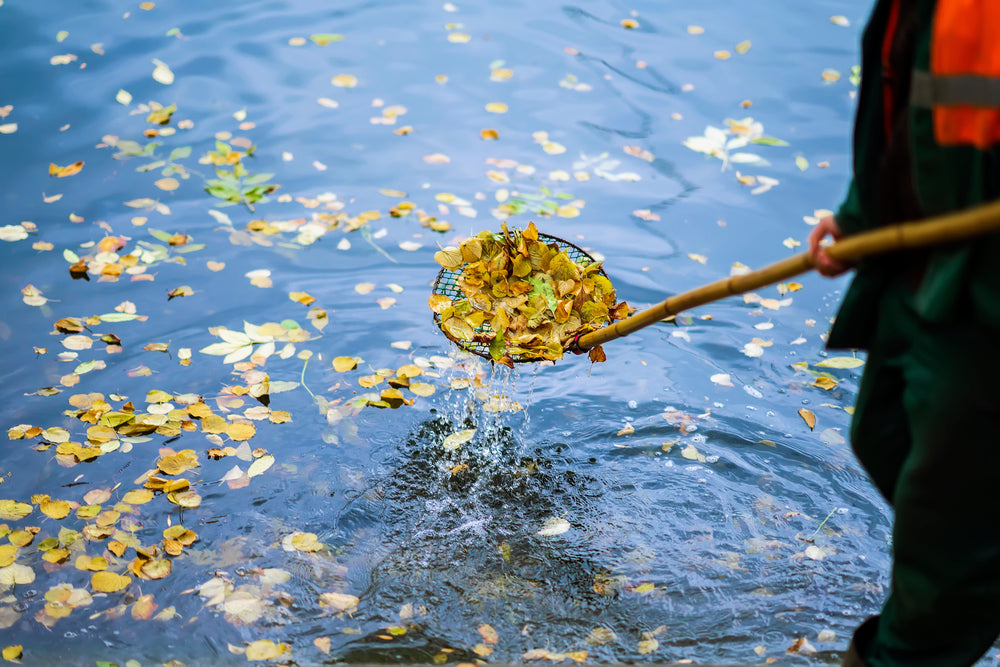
[430,222,628,365]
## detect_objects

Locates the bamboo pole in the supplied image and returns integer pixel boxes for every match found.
[572,199,1000,353]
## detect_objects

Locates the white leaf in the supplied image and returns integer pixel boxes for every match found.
[200,342,245,356]
[704,125,727,145]
[729,152,768,164]
[223,345,255,364]
[248,454,275,477]
[536,517,571,536]
[443,429,476,450]
[218,328,253,345]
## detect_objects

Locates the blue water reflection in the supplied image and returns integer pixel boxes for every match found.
[0,0,888,664]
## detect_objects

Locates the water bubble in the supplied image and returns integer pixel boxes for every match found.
[705,455,719,464]
[836,507,849,515]
[628,400,638,409]
[64,631,77,639]
[12,602,28,612]
[23,589,38,599]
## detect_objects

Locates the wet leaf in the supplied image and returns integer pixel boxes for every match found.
[245,639,290,662]
[49,161,84,178]
[798,408,816,430]
[478,623,499,644]
[332,356,359,372]
[239,454,272,480]
[40,499,71,519]
[0,564,34,586]
[152,58,174,84]
[0,501,31,521]
[536,516,570,536]
[2,646,22,661]
[318,592,359,613]
[816,356,864,369]
[442,429,475,451]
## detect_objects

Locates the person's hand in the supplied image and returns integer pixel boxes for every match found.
[808,215,852,277]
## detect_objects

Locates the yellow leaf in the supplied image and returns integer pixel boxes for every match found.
[289,291,316,306]
[621,18,639,29]
[0,545,16,567]
[40,499,71,519]
[331,74,358,88]
[485,102,508,113]
[49,161,84,178]
[154,177,179,191]
[409,382,435,397]
[226,422,256,441]
[318,592,359,613]
[2,646,22,661]
[443,429,476,451]
[735,40,752,54]
[122,489,154,505]
[798,408,816,430]
[480,128,499,140]
[245,639,289,661]
[478,623,499,644]
[333,356,358,372]
[91,571,131,592]
[812,377,838,391]
[638,637,659,654]
[633,582,656,594]
[314,637,332,654]
[0,501,32,521]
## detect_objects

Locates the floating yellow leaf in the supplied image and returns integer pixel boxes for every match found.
[822,68,841,83]
[40,499,71,519]
[333,356,358,372]
[813,377,838,391]
[318,592,359,613]
[0,563,34,586]
[289,291,316,306]
[49,161,84,178]
[409,382,435,397]
[0,501,31,521]
[331,74,358,88]
[226,422,256,441]
[736,40,752,54]
[2,646,22,661]
[91,571,131,592]
[633,582,656,594]
[481,128,499,140]
[122,489,153,505]
[715,50,732,60]
[155,177,179,191]
[245,639,290,662]
[798,408,816,430]
[443,429,475,451]
[477,623,499,643]
[157,449,199,475]
[621,18,639,29]
[0,545,15,568]
[485,102,508,113]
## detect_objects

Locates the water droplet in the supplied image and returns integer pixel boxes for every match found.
[628,400,637,409]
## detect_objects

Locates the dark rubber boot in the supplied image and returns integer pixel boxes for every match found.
[842,616,879,666]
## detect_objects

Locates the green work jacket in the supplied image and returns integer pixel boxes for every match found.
[828,0,1000,349]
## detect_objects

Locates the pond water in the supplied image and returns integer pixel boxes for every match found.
[0,0,898,665]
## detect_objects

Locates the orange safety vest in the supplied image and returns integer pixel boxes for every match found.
[911,0,1000,148]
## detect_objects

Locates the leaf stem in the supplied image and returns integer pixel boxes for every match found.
[808,508,837,541]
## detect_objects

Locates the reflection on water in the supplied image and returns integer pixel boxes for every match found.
[0,0,893,664]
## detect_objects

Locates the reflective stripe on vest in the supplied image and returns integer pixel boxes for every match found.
[912,0,1000,149]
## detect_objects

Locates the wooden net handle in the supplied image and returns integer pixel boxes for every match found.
[573,199,1000,352]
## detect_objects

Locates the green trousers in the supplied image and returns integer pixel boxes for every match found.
[847,279,1000,666]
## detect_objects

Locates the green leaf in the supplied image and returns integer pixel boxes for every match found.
[489,333,506,361]
[136,160,166,172]
[309,33,344,45]
[148,228,172,243]
[243,172,274,185]
[280,319,301,330]
[528,277,558,311]
[816,356,865,369]
[795,155,809,171]
[268,381,300,394]
[74,360,98,374]
[169,146,192,160]
[63,249,80,263]
[98,313,141,323]
[750,136,789,146]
